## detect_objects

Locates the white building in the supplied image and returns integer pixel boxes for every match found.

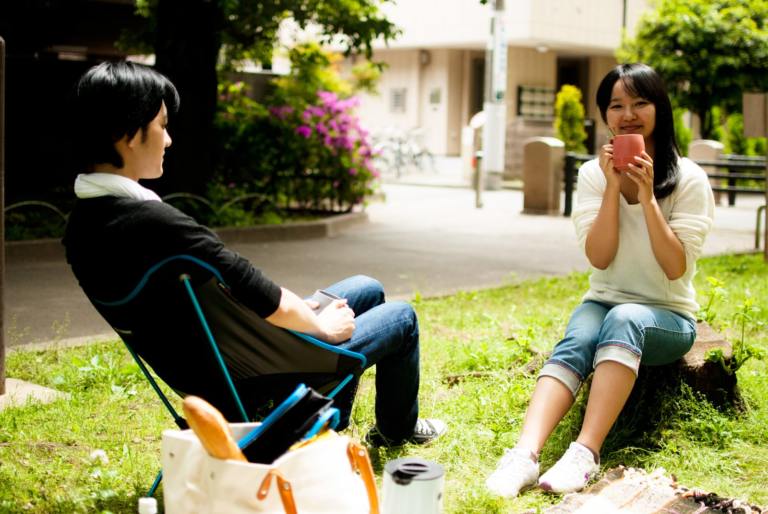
[347,0,653,179]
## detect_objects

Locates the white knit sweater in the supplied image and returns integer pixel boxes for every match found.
[572,157,715,319]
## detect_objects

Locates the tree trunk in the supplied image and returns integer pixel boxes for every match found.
[153,0,222,196]
[698,105,712,140]
[608,321,741,449]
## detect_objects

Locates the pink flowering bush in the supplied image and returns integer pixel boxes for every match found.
[213,46,381,214]
[277,90,380,208]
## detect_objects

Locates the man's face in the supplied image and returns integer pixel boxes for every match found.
[134,102,172,180]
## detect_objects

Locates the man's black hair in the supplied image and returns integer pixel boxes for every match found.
[72,60,180,170]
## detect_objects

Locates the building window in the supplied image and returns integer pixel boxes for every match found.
[390,88,407,113]
[517,85,555,120]
[429,88,441,105]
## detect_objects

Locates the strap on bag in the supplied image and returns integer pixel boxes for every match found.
[257,469,297,514]
[255,440,379,514]
[347,441,380,514]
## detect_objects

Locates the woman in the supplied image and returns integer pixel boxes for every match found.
[486,63,715,496]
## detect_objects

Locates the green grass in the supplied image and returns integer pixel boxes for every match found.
[1,253,766,513]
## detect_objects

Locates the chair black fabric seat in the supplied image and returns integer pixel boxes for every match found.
[90,255,365,422]
[89,255,366,496]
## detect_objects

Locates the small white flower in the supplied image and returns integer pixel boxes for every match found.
[89,449,109,465]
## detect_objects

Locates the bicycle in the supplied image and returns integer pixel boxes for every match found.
[372,127,435,179]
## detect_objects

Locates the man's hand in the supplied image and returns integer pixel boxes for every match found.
[265,288,355,344]
[316,299,355,344]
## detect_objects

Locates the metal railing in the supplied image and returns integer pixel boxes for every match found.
[692,157,766,205]
[4,173,358,241]
[563,152,767,217]
[562,152,593,217]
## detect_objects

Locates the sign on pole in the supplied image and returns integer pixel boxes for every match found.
[481,0,507,191]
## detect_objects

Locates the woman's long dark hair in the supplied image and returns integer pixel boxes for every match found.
[596,63,680,199]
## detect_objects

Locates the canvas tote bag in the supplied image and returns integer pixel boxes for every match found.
[161,423,379,514]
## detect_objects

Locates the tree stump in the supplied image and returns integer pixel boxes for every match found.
[676,321,739,408]
[610,321,741,444]
[543,466,764,514]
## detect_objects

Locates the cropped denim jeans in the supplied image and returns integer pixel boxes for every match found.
[322,275,420,442]
[540,301,696,397]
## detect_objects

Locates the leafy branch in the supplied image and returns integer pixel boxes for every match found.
[706,297,765,375]
[698,276,725,324]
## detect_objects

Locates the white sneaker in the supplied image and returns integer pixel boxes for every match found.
[486,448,540,497]
[538,442,599,494]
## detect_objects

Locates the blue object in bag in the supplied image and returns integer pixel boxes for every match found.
[237,384,340,463]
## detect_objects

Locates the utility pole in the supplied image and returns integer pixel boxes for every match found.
[622,0,628,30]
[481,0,507,191]
[1,37,6,394]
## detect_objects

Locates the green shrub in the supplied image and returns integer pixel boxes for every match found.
[716,112,767,156]
[724,113,748,155]
[554,85,588,153]
[270,42,352,106]
[750,136,767,156]
[4,202,69,241]
[709,106,725,144]
[674,108,692,156]
[213,43,380,213]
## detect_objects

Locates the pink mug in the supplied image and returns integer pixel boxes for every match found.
[612,134,645,171]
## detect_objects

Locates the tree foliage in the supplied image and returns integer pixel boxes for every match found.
[619,0,768,139]
[673,108,693,155]
[123,0,399,195]
[131,0,399,65]
[723,113,767,156]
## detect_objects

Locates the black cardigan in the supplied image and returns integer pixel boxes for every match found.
[63,196,282,318]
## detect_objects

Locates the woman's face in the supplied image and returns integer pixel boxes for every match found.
[605,79,656,143]
[134,102,172,180]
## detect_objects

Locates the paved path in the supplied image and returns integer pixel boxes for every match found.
[4,184,762,348]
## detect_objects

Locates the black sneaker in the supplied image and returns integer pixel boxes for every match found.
[411,418,447,444]
[364,418,447,448]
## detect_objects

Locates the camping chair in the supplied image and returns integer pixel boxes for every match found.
[89,254,366,496]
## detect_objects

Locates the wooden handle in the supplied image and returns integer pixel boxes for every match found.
[182,396,247,462]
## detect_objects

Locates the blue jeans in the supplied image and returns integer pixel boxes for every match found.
[540,301,696,397]
[323,275,420,441]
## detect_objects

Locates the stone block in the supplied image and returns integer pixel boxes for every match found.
[523,137,565,215]
[689,139,725,204]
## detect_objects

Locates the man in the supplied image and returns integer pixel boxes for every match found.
[63,60,446,446]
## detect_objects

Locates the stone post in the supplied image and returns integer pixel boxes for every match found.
[688,139,724,205]
[743,92,768,261]
[522,137,564,215]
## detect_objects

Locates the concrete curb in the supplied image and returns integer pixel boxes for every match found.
[0,378,71,410]
[216,210,368,244]
[5,210,369,260]
[6,333,119,354]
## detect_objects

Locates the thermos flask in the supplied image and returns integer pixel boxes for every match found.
[381,458,445,514]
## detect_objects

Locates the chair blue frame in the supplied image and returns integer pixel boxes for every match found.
[91,255,366,497]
